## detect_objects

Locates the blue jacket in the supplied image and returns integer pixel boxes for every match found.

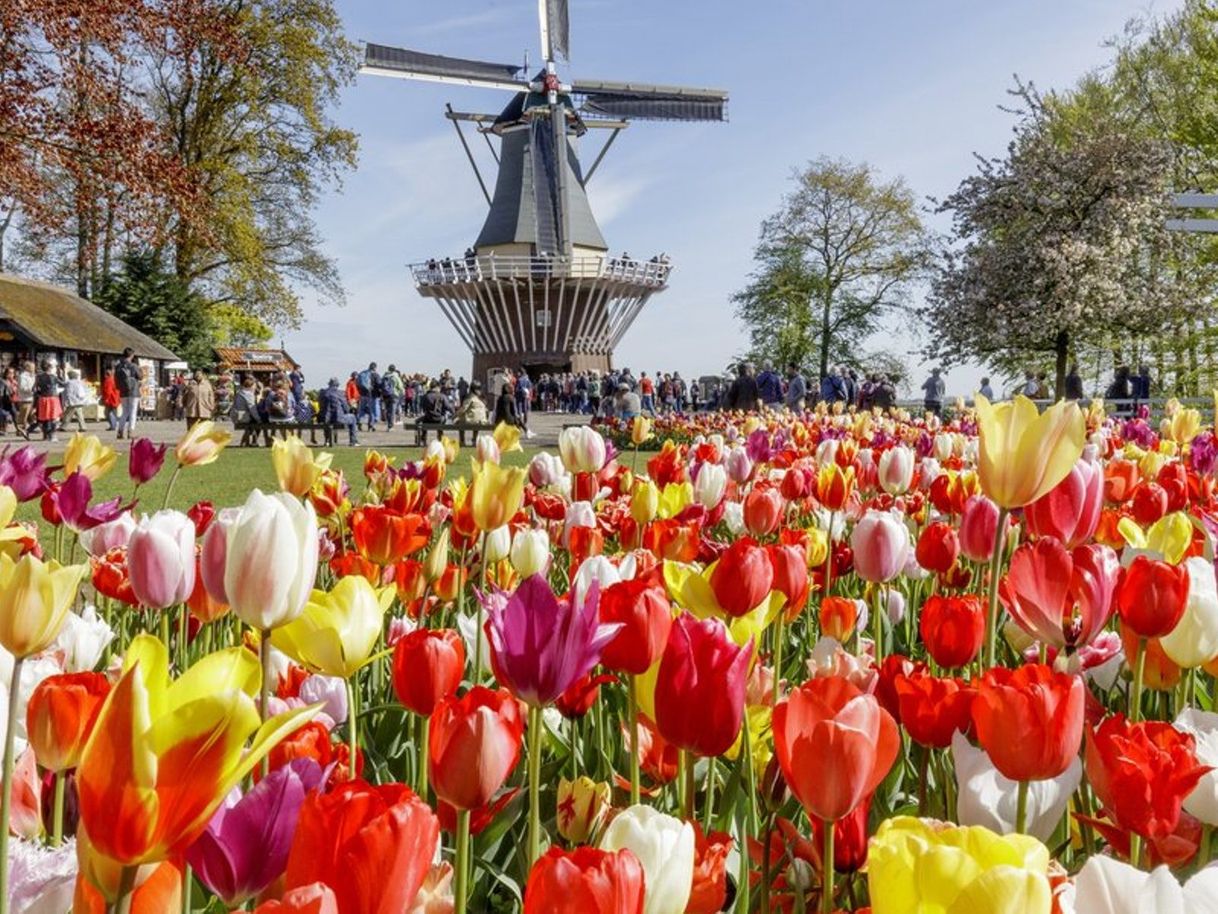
[318,386,352,423]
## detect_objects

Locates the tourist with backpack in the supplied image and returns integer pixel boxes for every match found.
[115,347,142,439]
[355,362,380,432]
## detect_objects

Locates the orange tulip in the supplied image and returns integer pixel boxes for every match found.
[815,464,855,512]
[350,506,430,565]
[25,672,110,772]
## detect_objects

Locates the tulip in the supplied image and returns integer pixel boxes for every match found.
[709,537,774,617]
[7,837,77,914]
[79,512,137,557]
[51,472,130,534]
[564,500,597,548]
[476,433,501,465]
[174,420,232,467]
[350,505,429,565]
[1023,457,1103,548]
[483,524,511,564]
[271,436,332,498]
[919,594,984,668]
[428,686,523,811]
[767,542,809,622]
[74,633,317,900]
[1160,557,1218,669]
[725,446,753,484]
[971,664,1083,793]
[0,554,87,658]
[743,486,783,537]
[1132,482,1170,525]
[1173,709,1218,827]
[655,614,752,760]
[951,732,1081,842]
[187,759,325,905]
[599,570,672,676]
[254,883,338,914]
[126,510,195,609]
[1115,555,1191,640]
[958,495,1000,563]
[598,805,695,914]
[510,528,551,578]
[893,671,974,749]
[631,415,653,447]
[999,539,1120,651]
[1071,855,1218,914]
[53,605,114,673]
[1085,715,1210,855]
[0,447,50,502]
[470,462,527,532]
[128,438,168,486]
[392,628,465,716]
[524,846,646,914]
[224,489,319,631]
[630,479,660,526]
[559,426,607,474]
[867,816,1052,914]
[272,576,393,679]
[555,776,612,844]
[819,596,859,642]
[528,451,565,488]
[63,434,116,482]
[974,395,1085,510]
[26,672,110,774]
[692,463,727,510]
[283,780,439,914]
[686,823,732,914]
[814,463,854,511]
[878,445,914,496]
[850,510,910,583]
[914,521,958,574]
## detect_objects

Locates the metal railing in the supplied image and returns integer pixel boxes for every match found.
[410,253,672,288]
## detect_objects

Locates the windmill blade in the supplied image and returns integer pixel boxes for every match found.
[362,43,526,92]
[573,79,728,122]
[538,0,570,61]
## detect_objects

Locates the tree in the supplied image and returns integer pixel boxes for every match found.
[923,84,1194,398]
[735,157,928,380]
[95,249,215,367]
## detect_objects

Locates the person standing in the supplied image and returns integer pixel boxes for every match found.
[819,366,847,405]
[14,360,35,439]
[101,366,120,431]
[355,362,379,432]
[34,359,62,441]
[784,362,807,412]
[61,369,91,432]
[978,376,995,400]
[184,370,215,428]
[382,364,403,430]
[921,367,946,416]
[515,370,532,425]
[1064,364,1084,401]
[114,348,142,439]
[494,382,522,428]
[724,363,761,412]
[757,362,783,408]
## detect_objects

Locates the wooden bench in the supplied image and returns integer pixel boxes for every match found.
[236,421,337,448]
[412,422,495,447]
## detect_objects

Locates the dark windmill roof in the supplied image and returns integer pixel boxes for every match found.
[0,273,178,361]
[475,95,607,252]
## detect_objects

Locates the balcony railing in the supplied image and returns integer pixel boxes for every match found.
[410,254,672,288]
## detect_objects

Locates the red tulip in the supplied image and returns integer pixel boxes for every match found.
[780,467,811,501]
[808,793,872,873]
[523,846,645,914]
[350,506,430,565]
[892,671,974,749]
[709,538,773,616]
[1085,715,1211,843]
[767,543,810,622]
[914,522,959,574]
[554,671,615,719]
[598,569,673,675]
[819,596,858,642]
[773,675,899,822]
[687,823,733,914]
[1116,555,1191,639]
[26,672,111,773]
[1131,482,1169,526]
[999,538,1121,650]
[971,664,1084,782]
[283,780,439,914]
[919,594,984,668]
[958,495,1000,563]
[391,629,465,716]
[743,486,784,538]
[1104,459,1141,504]
[429,686,524,810]
[654,614,753,758]
[1023,458,1103,548]
[253,884,338,914]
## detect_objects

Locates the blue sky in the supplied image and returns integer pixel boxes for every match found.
[282,0,1180,396]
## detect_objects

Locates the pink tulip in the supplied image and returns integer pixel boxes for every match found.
[999,538,1120,650]
[127,509,196,608]
[1023,458,1103,548]
[849,510,910,583]
[725,447,753,484]
[877,446,915,496]
[80,512,138,557]
[200,507,241,605]
[958,495,1000,563]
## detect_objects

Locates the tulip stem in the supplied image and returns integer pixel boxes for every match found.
[0,657,23,914]
[1201,825,1213,867]
[1130,833,1144,869]
[627,675,641,806]
[822,512,836,601]
[772,616,785,706]
[682,749,696,821]
[702,758,716,832]
[1015,779,1030,834]
[527,704,544,866]
[111,865,137,914]
[820,816,835,914]
[454,809,471,914]
[162,464,182,511]
[472,536,486,684]
[347,678,359,773]
[983,508,1010,669]
[50,769,65,847]
[1131,638,1147,724]
[873,586,885,668]
[416,713,429,799]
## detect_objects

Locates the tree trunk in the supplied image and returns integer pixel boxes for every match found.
[1054,330,1069,402]
[818,292,832,382]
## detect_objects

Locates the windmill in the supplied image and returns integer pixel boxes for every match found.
[361,0,728,384]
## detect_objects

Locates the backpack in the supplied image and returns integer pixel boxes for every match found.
[356,369,372,396]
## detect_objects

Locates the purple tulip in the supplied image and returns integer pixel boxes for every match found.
[53,472,131,532]
[128,438,168,485]
[0,446,51,501]
[745,428,772,464]
[186,758,325,906]
[482,574,620,708]
[1192,431,1218,477]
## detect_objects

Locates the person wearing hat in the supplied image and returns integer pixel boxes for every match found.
[455,379,489,425]
[614,382,641,420]
[318,377,359,445]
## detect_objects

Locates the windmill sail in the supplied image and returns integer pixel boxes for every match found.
[362,43,524,91]
[539,0,570,61]
[574,79,728,122]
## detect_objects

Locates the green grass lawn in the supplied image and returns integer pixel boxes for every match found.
[16,443,536,533]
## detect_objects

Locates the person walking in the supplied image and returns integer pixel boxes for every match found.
[494,382,522,428]
[61,369,91,432]
[114,348,142,439]
[183,370,215,428]
[101,366,121,431]
[819,366,848,405]
[1064,364,1084,401]
[15,360,35,439]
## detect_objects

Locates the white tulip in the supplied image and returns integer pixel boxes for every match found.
[1161,557,1218,668]
[599,805,695,914]
[572,555,619,607]
[692,463,727,509]
[1065,855,1218,914]
[224,489,319,631]
[1175,708,1218,826]
[0,649,61,757]
[722,501,745,536]
[78,512,137,557]
[558,426,607,474]
[483,525,511,564]
[8,836,77,914]
[951,732,1081,842]
[53,606,114,672]
[563,500,597,548]
[475,433,500,465]
[510,529,551,578]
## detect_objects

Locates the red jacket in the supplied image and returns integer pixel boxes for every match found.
[101,374,121,408]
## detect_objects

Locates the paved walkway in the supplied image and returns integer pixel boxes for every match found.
[4,410,589,453]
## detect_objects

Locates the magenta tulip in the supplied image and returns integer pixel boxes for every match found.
[127,509,196,608]
[186,759,325,906]
[958,495,1000,563]
[0,446,50,501]
[52,472,131,533]
[1024,458,1103,548]
[128,438,169,485]
[850,510,911,583]
[484,574,621,707]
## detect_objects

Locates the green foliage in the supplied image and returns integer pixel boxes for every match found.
[210,303,273,347]
[95,250,215,368]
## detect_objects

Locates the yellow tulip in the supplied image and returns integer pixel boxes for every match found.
[631,479,660,525]
[1118,511,1194,565]
[470,461,526,532]
[974,395,1084,509]
[175,420,232,467]
[803,527,829,568]
[743,416,763,436]
[1171,408,1201,444]
[441,435,460,464]
[63,433,117,481]
[1139,449,1169,479]
[630,415,653,446]
[0,553,87,658]
[272,435,333,498]
[272,576,394,679]
[75,634,317,873]
[492,421,523,454]
[657,482,693,520]
[425,527,452,583]
[0,486,31,560]
[724,704,773,779]
[662,559,784,646]
[556,776,612,844]
[868,816,1052,914]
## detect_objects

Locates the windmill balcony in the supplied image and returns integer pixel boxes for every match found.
[410,253,672,289]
